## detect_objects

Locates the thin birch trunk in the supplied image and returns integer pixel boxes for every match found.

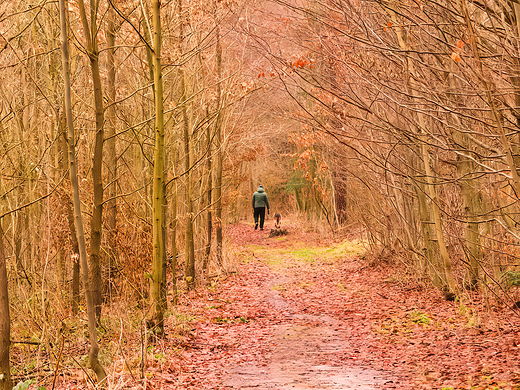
[213,7,224,268]
[59,0,106,380]
[77,0,104,321]
[170,156,178,304]
[177,0,196,288]
[150,0,167,335]
[0,222,11,390]
[106,1,118,301]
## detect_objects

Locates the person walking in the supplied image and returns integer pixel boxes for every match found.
[252,185,270,230]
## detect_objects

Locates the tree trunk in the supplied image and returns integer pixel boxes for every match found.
[215,142,223,269]
[0,223,11,390]
[58,108,81,314]
[213,9,224,269]
[105,1,118,302]
[182,99,195,289]
[203,117,213,273]
[421,140,457,294]
[58,0,106,381]
[169,166,178,304]
[150,0,167,336]
[88,54,104,323]
[76,0,105,322]
[389,8,456,295]
[177,0,196,289]
[198,42,212,274]
[56,115,67,294]
[451,119,482,288]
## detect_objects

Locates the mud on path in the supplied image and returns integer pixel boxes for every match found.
[156,218,520,390]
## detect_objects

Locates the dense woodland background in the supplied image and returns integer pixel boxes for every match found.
[2,0,520,387]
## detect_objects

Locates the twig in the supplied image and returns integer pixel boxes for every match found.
[51,335,65,390]
[11,340,40,345]
[70,356,96,389]
[119,319,136,381]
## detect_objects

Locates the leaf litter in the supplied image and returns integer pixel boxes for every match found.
[91,218,520,389]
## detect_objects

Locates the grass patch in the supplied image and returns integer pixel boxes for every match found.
[323,239,367,258]
[248,239,368,269]
[374,310,435,336]
[289,247,320,262]
[410,310,432,325]
[213,316,249,324]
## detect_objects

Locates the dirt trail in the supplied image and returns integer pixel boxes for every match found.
[165,218,520,389]
[223,272,388,389]
[217,219,392,389]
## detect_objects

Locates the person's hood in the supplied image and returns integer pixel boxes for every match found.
[257,186,264,193]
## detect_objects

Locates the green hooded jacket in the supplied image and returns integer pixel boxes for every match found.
[252,186,270,210]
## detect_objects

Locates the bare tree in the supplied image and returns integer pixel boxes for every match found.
[76,0,106,320]
[150,0,167,335]
[59,0,106,380]
[0,222,11,390]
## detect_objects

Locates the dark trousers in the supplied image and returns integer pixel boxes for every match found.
[254,207,266,229]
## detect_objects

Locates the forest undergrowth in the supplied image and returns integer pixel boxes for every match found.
[21,217,520,390]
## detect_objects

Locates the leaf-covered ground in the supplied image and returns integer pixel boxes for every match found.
[101,218,520,389]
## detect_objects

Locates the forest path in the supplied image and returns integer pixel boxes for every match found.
[170,217,396,389]
[221,255,387,389]
[165,217,520,389]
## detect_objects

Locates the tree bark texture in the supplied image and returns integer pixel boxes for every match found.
[58,0,106,381]
[105,2,118,301]
[177,0,196,289]
[203,115,213,273]
[213,11,224,268]
[77,0,105,321]
[151,0,167,335]
[0,223,11,390]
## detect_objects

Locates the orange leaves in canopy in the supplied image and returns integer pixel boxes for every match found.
[288,131,323,149]
[319,160,329,172]
[294,149,313,171]
[450,52,462,63]
[287,54,315,70]
[450,38,465,63]
[257,68,277,79]
[293,58,307,68]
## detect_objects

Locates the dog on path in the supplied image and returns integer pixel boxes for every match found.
[274,213,281,229]
[269,213,288,238]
